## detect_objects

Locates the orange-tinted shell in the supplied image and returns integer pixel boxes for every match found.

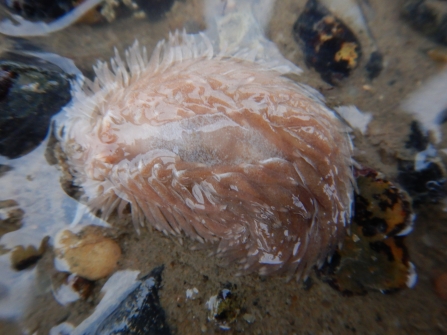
[62,32,353,277]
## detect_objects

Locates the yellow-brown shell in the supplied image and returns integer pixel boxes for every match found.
[62,32,354,277]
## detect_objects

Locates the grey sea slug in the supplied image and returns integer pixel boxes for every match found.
[61,30,354,278]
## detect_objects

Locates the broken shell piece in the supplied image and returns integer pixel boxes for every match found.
[54,227,121,280]
[52,273,94,306]
[206,285,241,330]
[335,105,372,135]
[0,54,72,158]
[10,236,49,271]
[49,322,75,335]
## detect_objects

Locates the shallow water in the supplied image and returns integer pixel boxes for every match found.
[0,0,447,334]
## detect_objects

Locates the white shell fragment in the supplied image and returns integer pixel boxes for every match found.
[335,105,372,134]
[186,287,199,299]
[401,68,447,143]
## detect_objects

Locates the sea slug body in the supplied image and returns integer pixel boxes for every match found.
[62,31,354,278]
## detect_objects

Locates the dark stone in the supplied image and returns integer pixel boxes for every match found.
[95,265,171,335]
[397,159,446,205]
[0,53,71,158]
[365,51,383,80]
[302,276,313,291]
[405,121,429,152]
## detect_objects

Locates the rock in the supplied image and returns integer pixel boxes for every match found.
[67,266,171,335]
[95,266,170,335]
[0,53,71,158]
[317,168,416,295]
[293,0,362,85]
[55,227,121,281]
